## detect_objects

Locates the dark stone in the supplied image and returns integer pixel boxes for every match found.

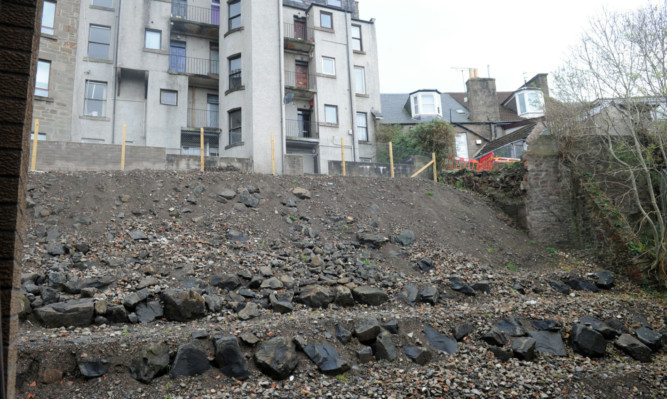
[512,337,537,361]
[481,328,508,347]
[63,276,116,294]
[283,196,298,207]
[531,319,561,332]
[604,318,628,335]
[78,359,109,378]
[304,343,350,375]
[170,342,211,378]
[211,274,241,290]
[129,230,148,240]
[495,318,527,337]
[636,327,663,351]
[47,243,66,256]
[298,285,334,309]
[381,320,399,334]
[373,332,397,361]
[449,278,475,296]
[354,318,382,343]
[528,331,568,356]
[471,281,491,294]
[39,286,60,305]
[105,305,129,323]
[398,284,419,306]
[392,230,416,246]
[615,334,653,362]
[570,324,607,357]
[130,342,170,383]
[357,347,374,363]
[356,232,389,248]
[403,346,432,365]
[489,347,513,362]
[332,286,355,307]
[72,243,91,254]
[240,332,260,346]
[214,335,249,380]
[416,258,435,272]
[594,270,615,289]
[238,302,260,320]
[227,230,249,242]
[293,336,308,352]
[123,289,150,310]
[423,324,457,354]
[512,284,526,294]
[240,193,260,208]
[162,289,206,322]
[269,293,293,314]
[419,286,439,305]
[35,299,95,328]
[136,301,163,323]
[580,316,620,339]
[204,294,224,312]
[548,280,571,295]
[564,277,599,293]
[631,314,651,328]
[254,337,299,380]
[351,286,388,306]
[453,323,474,341]
[47,271,67,289]
[335,324,352,344]
[260,277,284,290]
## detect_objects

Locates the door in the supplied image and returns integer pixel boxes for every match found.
[298,109,311,138]
[295,61,308,89]
[170,41,186,73]
[211,0,220,25]
[207,94,219,128]
[456,133,469,159]
[294,18,306,40]
[172,0,187,18]
[210,42,219,75]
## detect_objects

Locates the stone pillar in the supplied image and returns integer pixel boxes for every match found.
[0,1,41,397]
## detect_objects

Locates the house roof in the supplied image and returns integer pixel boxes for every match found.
[447,91,522,122]
[476,122,537,156]
[379,93,471,125]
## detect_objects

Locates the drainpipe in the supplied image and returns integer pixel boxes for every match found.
[278,0,286,174]
[344,12,356,161]
[111,0,123,144]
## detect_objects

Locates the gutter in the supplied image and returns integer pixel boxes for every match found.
[278,0,285,173]
[111,0,122,144]
[344,12,356,161]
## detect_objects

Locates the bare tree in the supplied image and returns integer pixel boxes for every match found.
[549,1,667,285]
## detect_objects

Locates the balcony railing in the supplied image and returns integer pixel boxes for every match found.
[284,71,317,91]
[286,119,317,139]
[228,70,242,90]
[187,108,219,129]
[284,23,314,42]
[169,56,219,77]
[172,4,220,26]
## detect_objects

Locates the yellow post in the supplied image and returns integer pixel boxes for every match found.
[432,152,437,182]
[341,138,346,177]
[271,133,276,176]
[389,142,394,178]
[30,119,40,171]
[200,127,205,172]
[120,124,127,171]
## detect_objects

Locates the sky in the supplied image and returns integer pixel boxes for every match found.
[359,0,657,94]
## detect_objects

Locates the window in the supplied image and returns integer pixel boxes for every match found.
[41,1,56,35]
[320,11,332,29]
[322,57,335,76]
[354,66,365,94]
[422,94,436,114]
[327,0,342,6]
[324,105,338,124]
[31,133,47,141]
[229,55,242,90]
[160,89,178,105]
[88,25,111,60]
[92,0,113,7]
[229,109,242,144]
[352,25,362,51]
[84,81,107,117]
[145,29,161,50]
[228,0,241,31]
[357,112,368,141]
[517,93,527,115]
[413,96,419,115]
[35,60,51,97]
[210,42,219,74]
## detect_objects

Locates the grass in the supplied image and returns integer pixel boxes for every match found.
[426,191,434,196]
[455,180,467,191]
[546,247,556,254]
[505,263,518,271]
[487,248,494,253]
[363,259,371,265]
[291,179,297,184]
[335,374,348,382]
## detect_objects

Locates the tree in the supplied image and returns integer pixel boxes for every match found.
[549,1,667,285]
[375,120,456,167]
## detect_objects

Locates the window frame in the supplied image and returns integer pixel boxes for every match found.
[324,105,338,125]
[354,66,366,94]
[228,108,242,145]
[320,11,333,29]
[421,94,436,114]
[351,25,362,51]
[145,29,161,50]
[88,24,111,60]
[356,112,368,142]
[322,56,336,76]
[160,89,178,106]
[228,0,241,31]
[84,80,107,117]
[228,55,242,90]
[92,0,114,8]
[35,60,51,97]
[41,1,56,35]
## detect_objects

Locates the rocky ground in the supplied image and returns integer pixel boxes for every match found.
[16,170,666,399]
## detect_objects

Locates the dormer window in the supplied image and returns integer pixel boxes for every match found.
[409,90,442,118]
[514,89,544,118]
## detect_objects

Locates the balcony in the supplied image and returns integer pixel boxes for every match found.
[169,56,219,79]
[284,23,314,53]
[286,119,318,141]
[171,4,220,38]
[187,108,219,129]
[284,71,317,100]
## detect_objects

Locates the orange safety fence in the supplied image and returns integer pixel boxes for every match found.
[444,153,520,172]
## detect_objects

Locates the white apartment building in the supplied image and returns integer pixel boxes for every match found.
[33,0,382,174]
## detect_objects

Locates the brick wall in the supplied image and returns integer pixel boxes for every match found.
[0,0,41,396]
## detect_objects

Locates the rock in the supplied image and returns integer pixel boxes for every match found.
[489,347,513,362]
[403,346,432,365]
[170,342,211,378]
[381,320,399,334]
[214,335,249,380]
[528,331,568,356]
[357,347,374,363]
[636,327,663,351]
[254,337,299,380]
[269,293,293,314]
[398,284,419,306]
[354,318,382,343]
[39,368,63,384]
[129,230,148,240]
[419,286,439,305]
[47,243,65,256]
[47,271,66,289]
[34,299,95,328]
[531,319,561,332]
[64,276,116,294]
[298,285,334,309]
[512,337,537,361]
[161,289,206,322]
[333,286,354,307]
[351,286,388,306]
[238,302,260,320]
[204,294,224,312]
[594,270,615,289]
[453,323,474,341]
[130,342,170,383]
[335,324,352,344]
[615,334,653,362]
[495,318,527,337]
[449,278,475,296]
[564,277,599,293]
[548,280,571,295]
[283,196,298,207]
[631,314,651,328]
[78,359,109,378]
[211,274,241,290]
[240,193,260,208]
[218,189,236,200]
[304,343,350,375]
[293,336,308,351]
[135,301,163,323]
[123,289,150,310]
[40,286,60,305]
[512,284,526,294]
[481,328,508,347]
[227,230,249,242]
[260,277,284,290]
[570,323,607,357]
[392,230,415,246]
[356,232,389,248]
[105,305,129,324]
[580,316,620,339]
[18,294,31,319]
[423,324,458,354]
[471,280,491,294]
[291,187,311,199]
[240,332,260,346]
[373,332,397,361]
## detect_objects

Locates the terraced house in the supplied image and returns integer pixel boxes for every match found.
[32,0,382,174]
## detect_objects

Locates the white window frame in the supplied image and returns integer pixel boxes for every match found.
[322,57,335,76]
[41,1,56,35]
[517,93,527,115]
[160,89,178,106]
[324,105,338,125]
[421,94,436,114]
[351,25,362,51]
[354,66,366,94]
[356,112,368,142]
[145,29,161,50]
[35,60,51,97]
[84,81,107,117]
[410,92,442,117]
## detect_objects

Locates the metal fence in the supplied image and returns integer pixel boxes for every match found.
[286,119,317,139]
[187,108,219,129]
[172,4,220,26]
[284,71,317,90]
[169,56,219,76]
[284,23,314,42]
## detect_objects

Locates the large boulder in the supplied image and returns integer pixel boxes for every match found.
[356,232,389,248]
[594,270,615,289]
[528,331,567,356]
[211,274,241,290]
[570,324,607,357]
[78,359,109,378]
[354,318,382,343]
[34,299,95,328]
[423,325,457,355]
[135,301,164,323]
[130,342,170,383]
[398,284,419,306]
[298,285,334,309]
[237,302,260,321]
[494,318,527,337]
[254,337,299,380]
[214,335,249,380]
[170,342,211,378]
[403,346,432,365]
[615,334,652,362]
[512,337,537,361]
[303,343,350,375]
[391,230,416,246]
[333,286,354,307]
[123,289,150,310]
[373,331,397,361]
[162,289,206,322]
[352,286,388,306]
[636,327,664,351]
[564,277,599,293]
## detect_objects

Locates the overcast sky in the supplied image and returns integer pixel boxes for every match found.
[360,0,657,94]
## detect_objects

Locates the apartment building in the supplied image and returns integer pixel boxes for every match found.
[33,0,382,174]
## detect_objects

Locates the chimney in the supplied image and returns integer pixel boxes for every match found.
[525,73,549,98]
[466,77,500,122]
[354,1,360,19]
